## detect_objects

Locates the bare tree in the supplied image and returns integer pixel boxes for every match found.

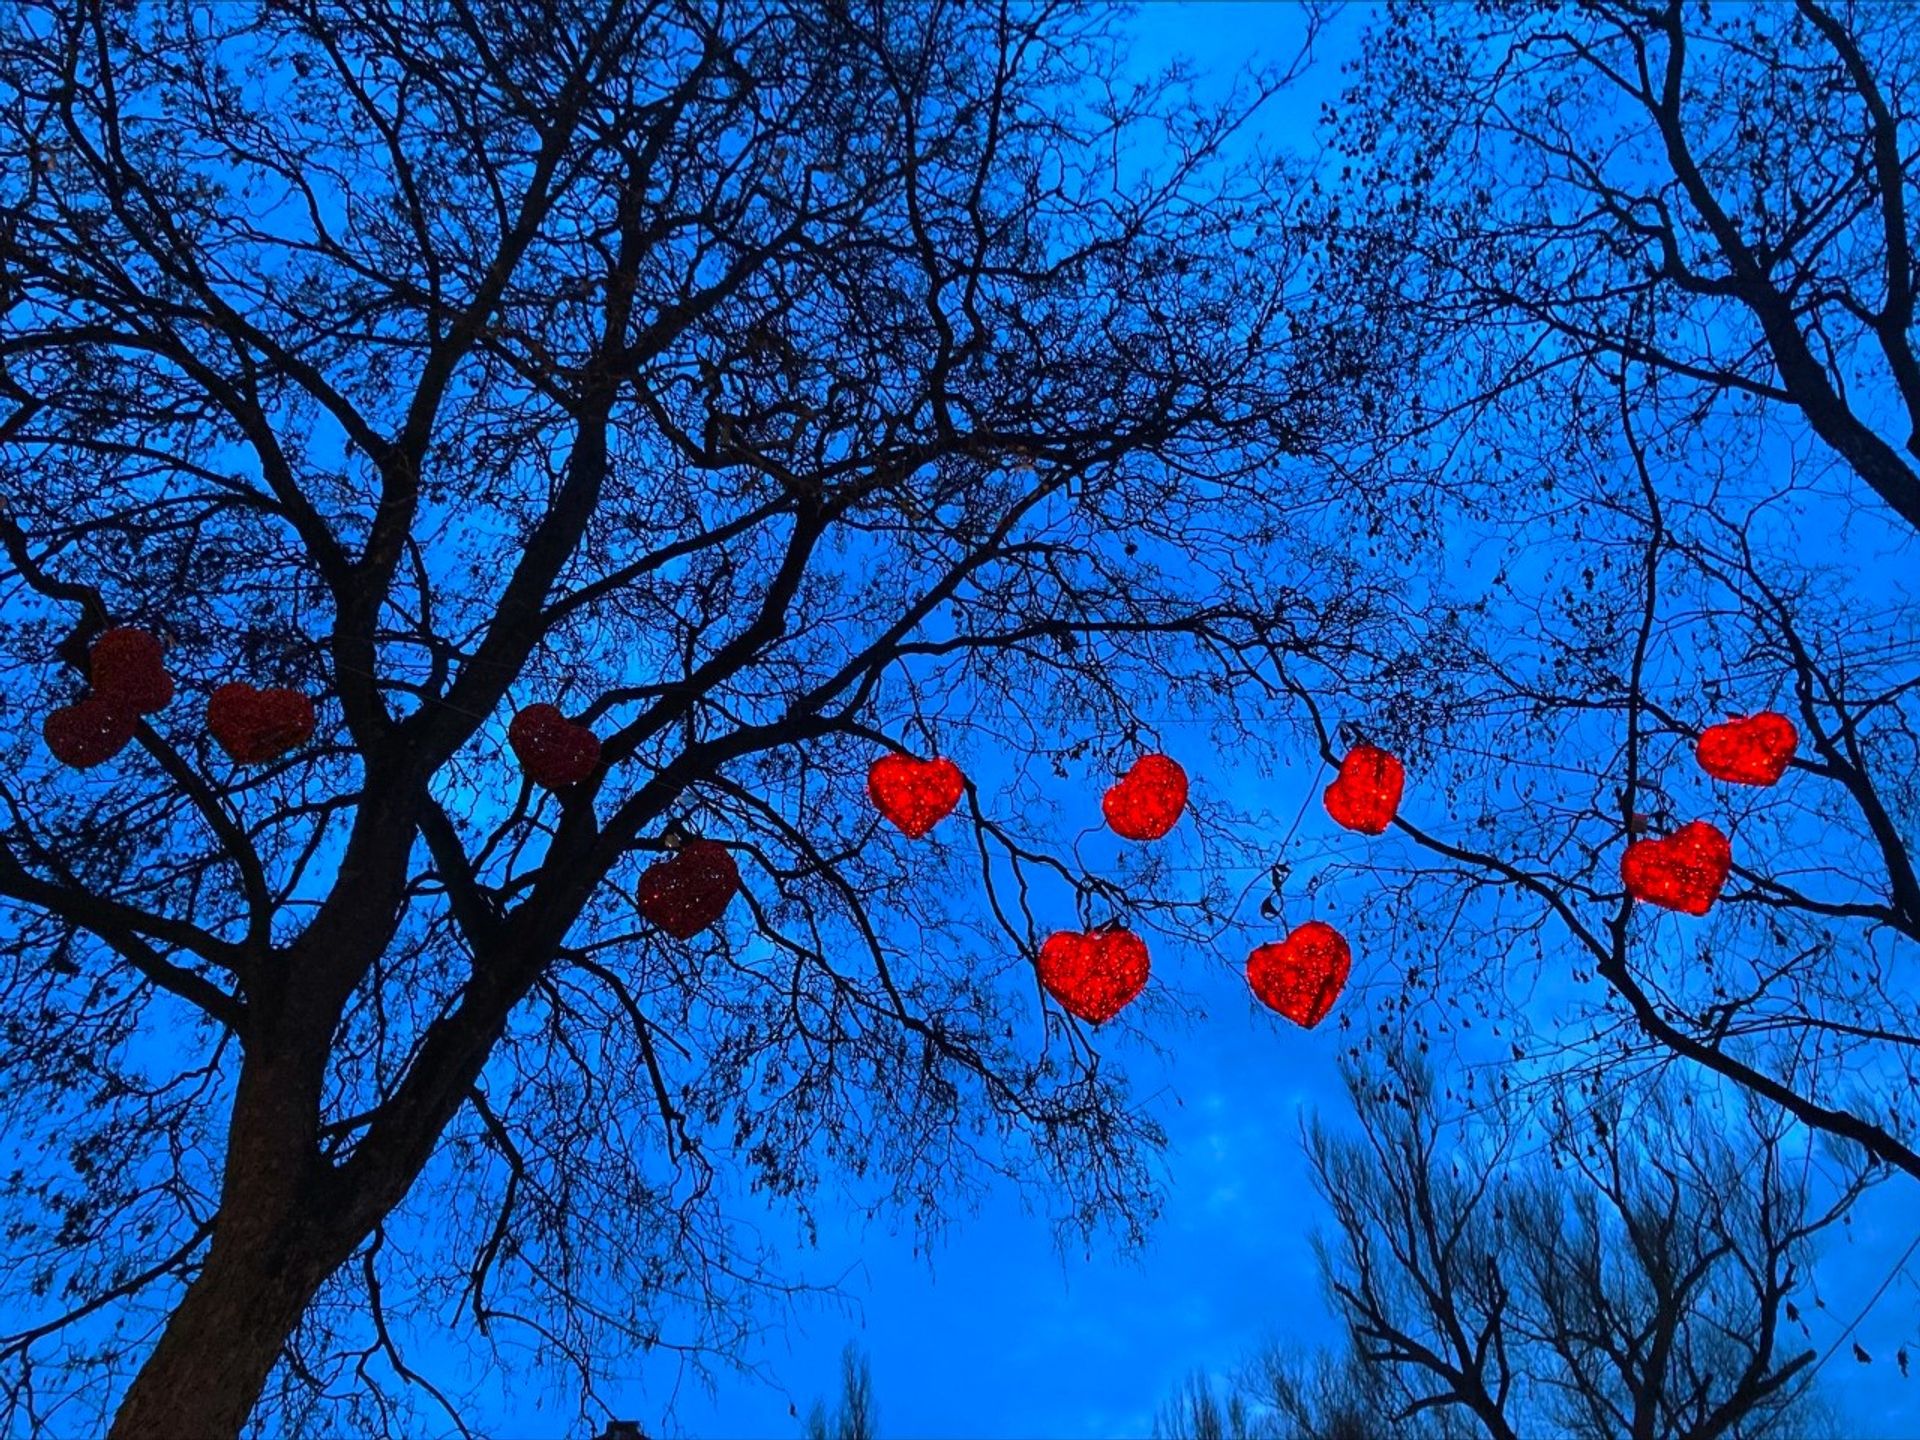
[0,0,1398,1434]
[1153,1370,1257,1440]
[1165,1055,1868,1440]
[1236,1348,1472,1440]
[803,1343,876,1440]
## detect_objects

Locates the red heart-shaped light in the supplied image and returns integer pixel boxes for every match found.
[508,703,601,789]
[207,683,316,764]
[1101,753,1188,841]
[1695,711,1796,788]
[1621,820,1731,916]
[1035,928,1150,1024]
[867,753,965,838]
[1247,921,1352,1029]
[43,697,137,770]
[638,839,740,940]
[89,627,173,714]
[1323,744,1404,835]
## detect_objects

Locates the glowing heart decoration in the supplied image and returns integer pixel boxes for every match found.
[207,683,316,764]
[43,697,138,770]
[1322,744,1404,835]
[867,754,965,838]
[508,704,601,788]
[1035,928,1151,1024]
[638,839,740,940]
[89,627,173,714]
[1696,711,1797,788]
[1246,921,1352,1029]
[1102,753,1188,841]
[1621,820,1731,916]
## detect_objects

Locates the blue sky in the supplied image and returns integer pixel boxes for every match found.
[656,996,1345,1438]
[8,4,1918,1436]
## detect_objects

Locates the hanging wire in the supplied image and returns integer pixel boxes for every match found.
[1784,1225,1920,1404]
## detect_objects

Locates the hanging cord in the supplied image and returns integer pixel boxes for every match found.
[1783,1224,1920,1404]
[1277,762,1323,849]
[1220,760,1326,931]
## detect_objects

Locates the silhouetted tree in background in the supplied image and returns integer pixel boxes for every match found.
[1154,1371,1261,1440]
[1311,1058,1863,1439]
[803,1343,876,1440]
[1159,1351,1464,1440]
[0,0,1406,1434]
[1161,1054,1867,1440]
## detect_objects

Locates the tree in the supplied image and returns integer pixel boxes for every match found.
[803,1343,876,1440]
[1238,1348,1471,1440]
[1162,1054,1868,1440]
[1153,1370,1257,1440]
[1290,0,1920,1197]
[0,0,1379,1434]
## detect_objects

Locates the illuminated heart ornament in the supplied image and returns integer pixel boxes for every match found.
[1323,744,1404,835]
[43,697,137,769]
[638,839,740,940]
[1695,711,1796,788]
[1621,820,1731,916]
[89,627,174,714]
[207,683,316,764]
[1035,928,1150,1024]
[508,703,601,788]
[1247,921,1351,1029]
[867,754,965,838]
[1101,753,1188,841]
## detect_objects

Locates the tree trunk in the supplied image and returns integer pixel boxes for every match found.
[104,1219,336,1440]
[107,1043,352,1440]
